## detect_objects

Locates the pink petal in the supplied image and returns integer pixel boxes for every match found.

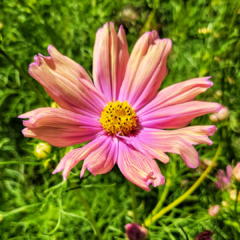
[53,135,107,180]
[29,45,107,117]
[140,101,221,129]
[116,25,129,99]
[93,23,129,101]
[80,136,118,177]
[119,31,172,110]
[138,77,213,116]
[119,134,169,164]
[117,140,165,191]
[135,126,217,168]
[19,107,102,147]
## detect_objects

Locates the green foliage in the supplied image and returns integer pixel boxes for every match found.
[0,0,240,239]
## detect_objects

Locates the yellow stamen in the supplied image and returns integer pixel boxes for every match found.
[100,100,137,135]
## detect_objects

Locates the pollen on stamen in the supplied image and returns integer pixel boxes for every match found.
[100,100,137,135]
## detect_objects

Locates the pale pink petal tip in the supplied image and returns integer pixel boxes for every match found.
[208,80,213,87]
[205,76,212,80]
[21,129,26,137]
[47,44,55,53]
[33,55,41,65]
[208,125,217,135]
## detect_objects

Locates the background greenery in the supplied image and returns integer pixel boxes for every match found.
[0,0,240,239]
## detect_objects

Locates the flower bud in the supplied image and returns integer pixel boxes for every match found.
[209,107,230,122]
[229,189,240,202]
[194,230,213,240]
[125,223,148,240]
[222,201,228,207]
[217,107,230,121]
[201,159,217,170]
[232,163,240,182]
[34,143,51,159]
[215,165,232,190]
[209,114,219,123]
[208,205,220,217]
[214,90,222,99]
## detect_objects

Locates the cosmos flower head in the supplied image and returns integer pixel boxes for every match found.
[19,22,221,191]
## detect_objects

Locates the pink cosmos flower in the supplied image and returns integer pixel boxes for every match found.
[19,22,221,191]
[215,165,232,189]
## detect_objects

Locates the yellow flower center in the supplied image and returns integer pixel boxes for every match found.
[100,100,137,135]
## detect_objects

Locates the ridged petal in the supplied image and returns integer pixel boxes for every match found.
[19,108,102,147]
[93,22,129,101]
[119,31,172,110]
[138,77,213,116]
[140,101,221,129]
[135,126,217,168]
[119,134,169,164]
[80,136,118,177]
[29,45,108,117]
[117,140,165,191]
[52,134,107,180]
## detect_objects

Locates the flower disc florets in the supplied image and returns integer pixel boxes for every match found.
[100,100,137,135]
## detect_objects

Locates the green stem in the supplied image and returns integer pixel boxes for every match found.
[144,144,222,227]
[71,182,102,240]
[145,178,172,225]
[0,161,43,165]
[228,2,240,37]
[1,202,43,218]
[235,187,239,222]
[230,226,238,240]
[128,180,138,223]
[0,48,48,107]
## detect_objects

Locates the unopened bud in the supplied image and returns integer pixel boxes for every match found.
[125,223,148,240]
[194,230,213,240]
[232,163,240,182]
[208,205,220,217]
[222,201,228,207]
[198,28,212,34]
[127,211,134,217]
[34,143,51,159]
[228,77,235,85]
[215,165,232,190]
[209,107,230,122]
[217,107,230,121]
[201,159,217,170]
[209,114,219,123]
[214,90,222,99]
[181,179,188,187]
[229,189,240,202]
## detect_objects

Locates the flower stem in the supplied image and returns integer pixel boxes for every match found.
[144,144,222,227]
[0,48,48,107]
[228,1,240,37]
[154,178,172,214]
[128,180,138,223]
[145,178,172,225]
[235,187,239,223]
[71,182,102,240]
